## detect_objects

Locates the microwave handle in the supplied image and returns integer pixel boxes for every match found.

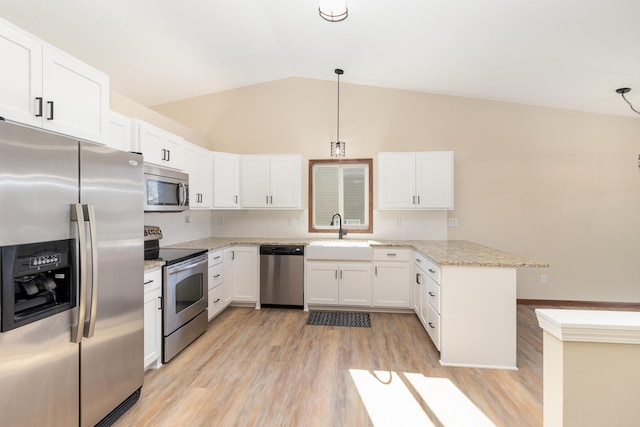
[178,182,188,206]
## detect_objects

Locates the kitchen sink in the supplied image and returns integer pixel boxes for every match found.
[306,240,373,260]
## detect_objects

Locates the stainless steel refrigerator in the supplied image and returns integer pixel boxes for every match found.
[0,119,144,426]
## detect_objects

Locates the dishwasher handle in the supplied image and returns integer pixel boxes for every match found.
[259,245,305,256]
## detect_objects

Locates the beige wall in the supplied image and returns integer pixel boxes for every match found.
[152,77,640,303]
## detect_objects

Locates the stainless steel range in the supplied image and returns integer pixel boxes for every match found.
[144,226,208,362]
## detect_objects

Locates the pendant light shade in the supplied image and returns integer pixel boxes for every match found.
[331,69,346,157]
[319,0,348,22]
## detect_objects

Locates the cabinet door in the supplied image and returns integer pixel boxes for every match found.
[269,154,302,208]
[197,150,214,208]
[0,22,42,126]
[107,111,131,151]
[339,263,372,306]
[241,155,270,208]
[42,46,109,144]
[306,261,339,305]
[413,266,422,315]
[137,122,166,166]
[143,270,162,371]
[415,151,454,209]
[378,152,416,209]
[229,247,258,303]
[213,152,240,208]
[373,262,410,308]
[164,132,184,170]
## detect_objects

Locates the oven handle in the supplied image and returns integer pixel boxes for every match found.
[84,204,98,338]
[70,204,87,344]
[168,258,208,275]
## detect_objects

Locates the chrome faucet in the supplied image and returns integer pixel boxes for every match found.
[330,213,347,239]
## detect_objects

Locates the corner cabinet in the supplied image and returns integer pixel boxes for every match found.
[0,18,109,144]
[224,246,259,307]
[212,152,241,209]
[184,142,214,209]
[241,154,302,209]
[378,151,454,210]
[143,269,162,371]
[373,249,411,308]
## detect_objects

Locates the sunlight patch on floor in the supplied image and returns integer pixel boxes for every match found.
[405,373,496,426]
[349,369,495,426]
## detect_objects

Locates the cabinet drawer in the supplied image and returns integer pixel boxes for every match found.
[373,248,410,261]
[144,269,162,290]
[425,276,441,313]
[208,263,223,289]
[208,285,224,320]
[208,249,223,266]
[426,303,441,351]
[423,258,441,284]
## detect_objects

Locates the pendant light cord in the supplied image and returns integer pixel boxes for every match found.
[336,72,341,141]
[621,92,640,115]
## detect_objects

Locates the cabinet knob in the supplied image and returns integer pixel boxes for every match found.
[428,292,435,297]
[428,269,435,274]
[214,298,221,304]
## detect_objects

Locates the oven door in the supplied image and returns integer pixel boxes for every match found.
[163,254,208,335]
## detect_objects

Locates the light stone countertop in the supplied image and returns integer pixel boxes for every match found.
[165,237,548,268]
[144,260,165,272]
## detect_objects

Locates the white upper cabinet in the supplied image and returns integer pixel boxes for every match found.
[132,120,184,170]
[184,142,213,209]
[0,18,109,144]
[212,151,241,209]
[241,154,302,209]
[378,151,454,210]
[107,111,131,151]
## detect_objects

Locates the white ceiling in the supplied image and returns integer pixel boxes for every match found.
[1,0,639,117]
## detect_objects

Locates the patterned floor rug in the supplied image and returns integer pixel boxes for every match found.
[306,311,371,328]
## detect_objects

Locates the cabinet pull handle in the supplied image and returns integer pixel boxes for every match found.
[214,298,221,303]
[47,101,54,120]
[340,270,343,279]
[417,195,420,205]
[387,253,397,256]
[35,97,43,117]
[162,149,167,161]
[416,273,421,284]
[214,274,221,278]
[144,280,154,285]
[167,149,171,162]
[270,195,273,204]
[428,269,436,274]
[214,256,221,260]
[158,296,163,310]
[428,292,435,297]
[234,195,238,204]
[416,258,422,263]
[412,195,416,205]
[266,195,269,204]
[428,322,434,329]
[231,251,235,260]
[335,270,338,279]
[375,266,378,275]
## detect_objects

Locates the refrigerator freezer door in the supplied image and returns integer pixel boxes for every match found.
[0,121,80,426]
[79,143,144,427]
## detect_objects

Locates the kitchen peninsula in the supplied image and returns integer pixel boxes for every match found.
[147,238,546,369]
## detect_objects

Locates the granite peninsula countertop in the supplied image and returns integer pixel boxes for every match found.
[165,237,547,268]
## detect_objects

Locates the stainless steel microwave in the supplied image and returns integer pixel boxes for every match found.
[144,164,189,212]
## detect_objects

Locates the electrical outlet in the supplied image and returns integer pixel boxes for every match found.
[540,274,548,285]
[448,218,458,227]
[185,215,191,224]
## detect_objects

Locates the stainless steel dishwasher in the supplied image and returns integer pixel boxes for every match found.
[260,245,304,307]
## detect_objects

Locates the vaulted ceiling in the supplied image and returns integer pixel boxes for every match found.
[1,0,639,117]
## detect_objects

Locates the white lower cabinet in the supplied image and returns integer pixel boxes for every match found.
[373,249,411,308]
[143,269,162,371]
[208,249,227,320]
[224,246,259,306]
[306,261,372,307]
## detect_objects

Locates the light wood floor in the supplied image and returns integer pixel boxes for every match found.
[114,305,545,426]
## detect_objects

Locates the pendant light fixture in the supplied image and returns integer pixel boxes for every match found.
[615,88,640,115]
[331,68,346,157]
[319,0,348,22]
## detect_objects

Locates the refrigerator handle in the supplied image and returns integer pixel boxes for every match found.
[70,204,87,344]
[84,204,98,338]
